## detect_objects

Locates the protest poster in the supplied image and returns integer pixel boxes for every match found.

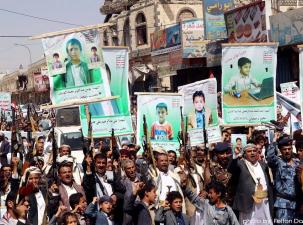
[136,93,182,152]
[225,1,267,43]
[80,47,133,138]
[178,78,219,145]
[0,92,12,122]
[188,126,221,146]
[41,29,111,106]
[203,0,233,40]
[221,43,277,125]
[280,82,300,104]
[231,133,247,157]
[151,24,181,56]
[33,70,49,92]
[181,19,207,58]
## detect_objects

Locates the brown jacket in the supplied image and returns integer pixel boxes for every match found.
[187,107,212,129]
[59,182,86,209]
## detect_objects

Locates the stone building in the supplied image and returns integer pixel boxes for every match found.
[99,0,203,92]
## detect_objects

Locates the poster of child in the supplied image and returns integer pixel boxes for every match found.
[231,134,247,157]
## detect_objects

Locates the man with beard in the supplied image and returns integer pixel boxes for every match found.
[266,135,300,224]
[151,152,185,211]
[209,142,233,205]
[57,163,86,210]
[228,144,273,225]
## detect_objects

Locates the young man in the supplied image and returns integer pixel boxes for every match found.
[266,135,300,224]
[90,46,100,63]
[150,102,173,140]
[85,196,114,225]
[188,91,212,129]
[224,57,260,96]
[181,177,239,225]
[155,191,190,225]
[123,181,157,225]
[51,53,63,70]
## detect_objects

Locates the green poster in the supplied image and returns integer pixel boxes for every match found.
[136,93,182,151]
[222,44,277,125]
[178,78,220,146]
[80,47,133,137]
[42,29,111,105]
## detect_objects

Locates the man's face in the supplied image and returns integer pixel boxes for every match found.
[16,197,29,219]
[208,188,220,205]
[58,166,73,185]
[156,154,168,173]
[297,147,303,160]
[236,139,242,146]
[216,150,231,166]
[95,158,107,175]
[170,198,182,213]
[124,162,136,180]
[196,149,205,163]
[92,49,97,55]
[78,196,87,212]
[146,188,157,204]
[120,154,129,161]
[66,216,78,225]
[222,132,231,143]
[36,140,44,155]
[54,55,59,62]
[280,145,293,161]
[193,96,205,112]
[240,63,251,76]
[67,44,81,62]
[190,150,197,159]
[245,147,259,164]
[157,108,167,124]
[1,166,12,180]
[60,147,70,157]
[167,152,176,165]
[100,201,112,214]
[28,173,40,189]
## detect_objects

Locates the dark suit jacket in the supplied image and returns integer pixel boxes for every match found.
[228,158,274,216]
[155,207,190,225]
[123,193,153,225]
[0,140,10,165]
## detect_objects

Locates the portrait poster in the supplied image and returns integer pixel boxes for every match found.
[136,93,182,152]
[181,19,206,58]
[231,133,247,157]
[80,47,133,138]
[33,71,49,92]
[203,0,233,40]
[222,44,277,125]
[178,78,219,145]
[0,92,12,122]
[280,82,300,104]
[42,29,111,106]
[225,1,267,43]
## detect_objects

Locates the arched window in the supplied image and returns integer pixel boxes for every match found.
[136,13,147,46]
[178,9,195,22]
[123,18,131,47]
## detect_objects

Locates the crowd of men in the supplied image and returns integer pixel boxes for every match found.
[1,110,303,225]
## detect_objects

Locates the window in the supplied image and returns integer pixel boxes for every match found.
[123,18,131,47]
[178,9,195,22]
[136,13,147,46]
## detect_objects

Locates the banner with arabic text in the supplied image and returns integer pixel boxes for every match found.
[222,44,277,125]
[42,29,111,106]
[80,47,133,137]
[0,92,12,122]
[136,93,182,151]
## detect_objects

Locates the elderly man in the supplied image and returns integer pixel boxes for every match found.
[266,135,300,224]
[0,132,10,166]
[228,143,273,225]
